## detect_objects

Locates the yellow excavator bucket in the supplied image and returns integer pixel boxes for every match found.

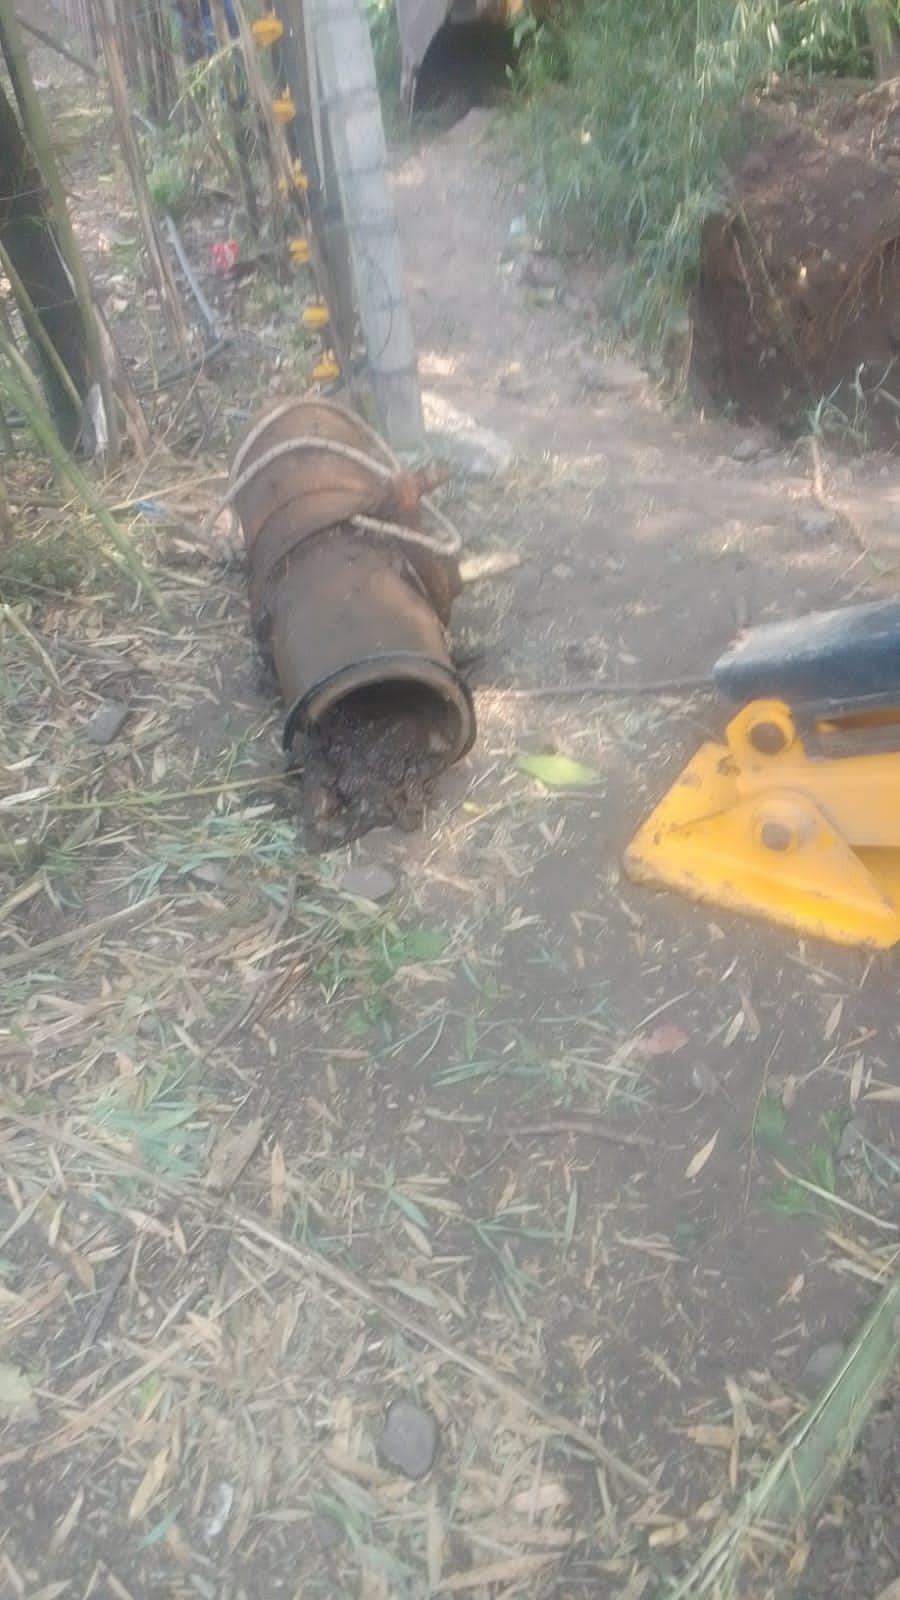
[624,699,900,950]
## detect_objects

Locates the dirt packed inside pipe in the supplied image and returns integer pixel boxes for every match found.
[293,683,458,848]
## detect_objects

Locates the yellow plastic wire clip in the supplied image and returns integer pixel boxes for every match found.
[312,350,340,382]
[302,301,330,332]
[251,15,283,47]
[278,160,309,198]
[271,93,296,125]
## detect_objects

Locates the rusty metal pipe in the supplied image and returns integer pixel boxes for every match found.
[231,396,476,780]
[269,530,475,760]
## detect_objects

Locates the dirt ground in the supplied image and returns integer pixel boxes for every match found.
[1,25,899,1600]
[694,76,900,450]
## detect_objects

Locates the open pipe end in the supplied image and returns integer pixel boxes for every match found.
[286,665,477,845]
[283,653,476,763]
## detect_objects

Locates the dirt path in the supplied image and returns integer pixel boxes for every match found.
[2,72,898,1600]
[386,108,900,1596]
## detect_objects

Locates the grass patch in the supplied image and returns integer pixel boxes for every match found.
[516,0,773,345]
[318,917,451,1035]
[366,0,404,118]
[0,514,104,602]
[514,0,888,353]
[88,1053,208,1183]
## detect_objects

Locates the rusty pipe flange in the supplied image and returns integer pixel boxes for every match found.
[282,652,476,760]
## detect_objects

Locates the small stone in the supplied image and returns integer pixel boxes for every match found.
[798,507,838,539]
[837,1119,865,1160]
[339,863,397,903]
[84,699,128,745]
[199,1481,234,1543]
[190,862,227,888]
[732,435,764,462]
[803,1341,845,1389]
[691,1062,720,1097]
[459,549,521,583]
[519,253,563,290]
[424,410,515,481]
[497,369,529,398]
[552,563,573,580]
[380,1399,439,1479]
[577,355,609,392]
[313,1512,343,1551]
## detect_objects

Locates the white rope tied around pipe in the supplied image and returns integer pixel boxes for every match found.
[228,397,403,482]
[208,434,462,560]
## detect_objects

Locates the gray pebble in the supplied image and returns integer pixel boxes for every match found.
[837,1119,866,1161]
[798,507,838,539]
[519,254,564,290]
[338,863,397,903]
[732,435,765,462]
[84,699,128,744]
[691,1062,721,1097]
[313,1512,343,1550]
[380,1398,439,1479]
[803,1341,845,1389]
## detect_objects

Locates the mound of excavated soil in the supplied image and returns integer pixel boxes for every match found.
[692,78,900,447]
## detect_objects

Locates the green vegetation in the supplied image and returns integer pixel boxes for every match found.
[513,0,899,351]
[365,0,405,128]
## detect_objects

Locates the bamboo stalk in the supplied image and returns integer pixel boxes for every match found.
[0,304,18,456]
[274,0,357,371]
[669,1273,900,1599]
[209,0,260,235]
[230,0,352,381]
[0,468,11,542]
[14,12,98,76]
[0,237,86,425]
[0,333,168,615]
[91,0,192,360]
[230,0,290,250]
[0,0,119,462]
[94,297,151,457]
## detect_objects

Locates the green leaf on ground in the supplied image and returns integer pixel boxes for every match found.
[754,1093,789,1154]
[0,1362,36,1419]
[517,753,600,788]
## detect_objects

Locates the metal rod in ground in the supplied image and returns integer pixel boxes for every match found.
[309,0,424,451]
[163,215,225,346]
